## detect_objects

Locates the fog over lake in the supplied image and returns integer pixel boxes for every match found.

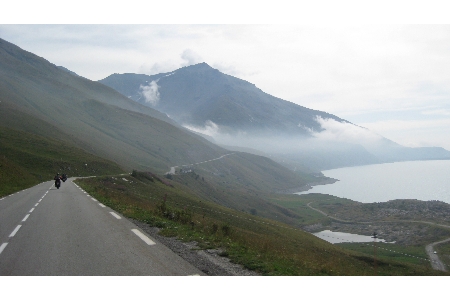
[297,160,450,204]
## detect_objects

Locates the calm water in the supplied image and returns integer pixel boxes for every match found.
[297,160,450,203]
[313,230,389,244]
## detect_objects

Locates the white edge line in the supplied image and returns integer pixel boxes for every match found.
[9,225,22,237]
[131,229,156,245]
[98,203,106,208]
[110,212,122,219]
[22,214,30,222]
[0,243,8,255]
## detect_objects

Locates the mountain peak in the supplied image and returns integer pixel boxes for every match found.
[178,62,216,74]
[190,62,211,69]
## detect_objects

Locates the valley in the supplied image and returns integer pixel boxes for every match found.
[1,36,449,276]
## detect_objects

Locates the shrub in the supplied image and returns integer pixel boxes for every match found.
[222,224,231,236]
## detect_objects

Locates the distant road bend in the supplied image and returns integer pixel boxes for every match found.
[0,178,203,275]
[307,202,450,272]
[167,153,235,175]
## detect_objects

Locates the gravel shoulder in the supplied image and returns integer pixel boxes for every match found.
[129,218,259,276]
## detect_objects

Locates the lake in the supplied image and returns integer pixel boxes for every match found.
[297,160,450,204]
[313,230,389,244]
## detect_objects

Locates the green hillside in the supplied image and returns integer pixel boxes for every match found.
[0,126,124,196]
[76,172,445,275]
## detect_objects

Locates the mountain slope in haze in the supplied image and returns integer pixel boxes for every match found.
[0,38,312,197]
[100,63,348,136]
[0,38,223,173]
[100,63,450,171]
[0,125,124,196]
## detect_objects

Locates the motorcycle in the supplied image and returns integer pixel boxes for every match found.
[55,179,61,189]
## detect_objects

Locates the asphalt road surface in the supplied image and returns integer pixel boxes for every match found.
[426,238,450,272]
[0,178,203,275]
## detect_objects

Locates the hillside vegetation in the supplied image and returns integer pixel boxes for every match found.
[269,193,450,268]
[76,172,445,275]
[0,126,124,196]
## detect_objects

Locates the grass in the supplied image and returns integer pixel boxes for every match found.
[267,193,335,225]
[435,242,450,269]
[337,243,431,268]
[267,192,450,266]
[75,171,446,275]
[0,126,124,196]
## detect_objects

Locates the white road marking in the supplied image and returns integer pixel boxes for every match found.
[110,212,122,219]
[22,214,30,222]
[98,203,106,208]
[38,199,42,202]
[0,198,4,201]
[0,243,8,255]
[9,225,22,237]
[91,198,97,202]
[189,274,201,276]
[131,229,156,245]
[34,203,39,207]
[29,208,35,213]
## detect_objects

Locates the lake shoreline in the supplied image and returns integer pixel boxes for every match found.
[278,176,338,194]
[293,160,450,203]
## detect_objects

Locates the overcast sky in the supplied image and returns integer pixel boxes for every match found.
[1,3,450,151]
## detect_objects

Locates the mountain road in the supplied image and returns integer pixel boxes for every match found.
[0,178,203,275]
[167,153,235,175]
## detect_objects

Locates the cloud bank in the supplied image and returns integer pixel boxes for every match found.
[312,116,383,145]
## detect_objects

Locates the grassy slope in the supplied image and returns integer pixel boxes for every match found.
[76,172,445,275]
[0,126,124,196]
[435,242,450,268]
[267,193,450,269]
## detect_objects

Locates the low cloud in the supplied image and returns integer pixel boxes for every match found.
[140,49,203,75]
[139,62,178,75]
[180,49,203,66]
[312,116,383,145]
[184,120,220,137]
[139,80,160,105]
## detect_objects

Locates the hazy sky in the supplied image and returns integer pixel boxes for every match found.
[2,5,450,151]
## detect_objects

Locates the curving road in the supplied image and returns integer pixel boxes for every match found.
[0,178,203,275]
[425,238,450,272]
[167,153,235,175]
